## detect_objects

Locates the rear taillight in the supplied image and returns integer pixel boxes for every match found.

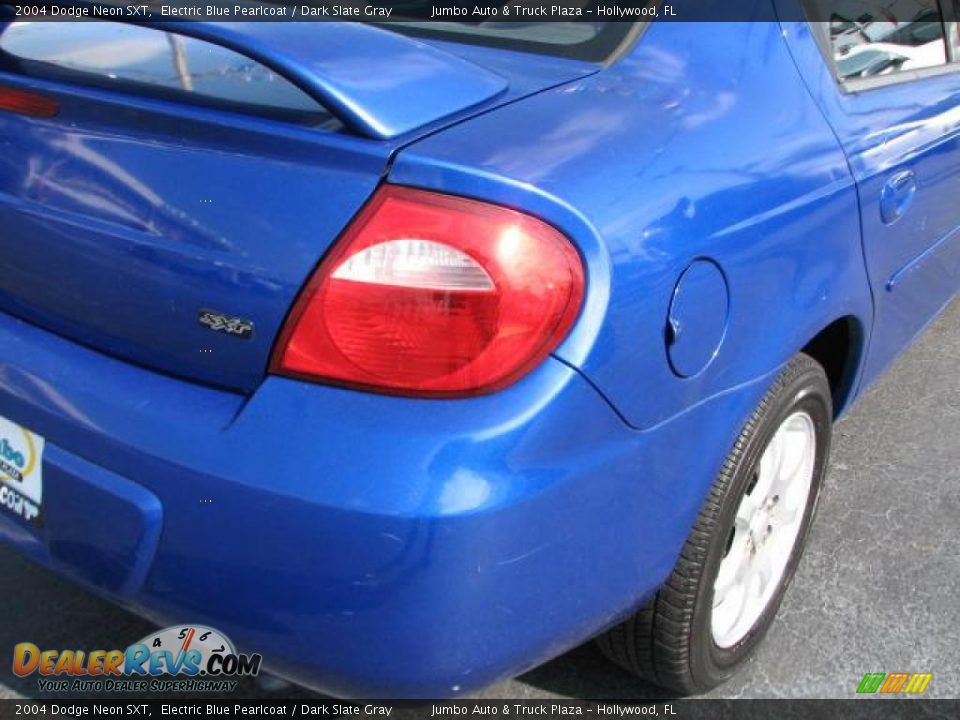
[271,185,585,397]
[0,87,59,118]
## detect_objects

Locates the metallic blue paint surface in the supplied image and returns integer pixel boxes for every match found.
[0,10,956,697]
[131,21,510,140]
[392,17,875,429]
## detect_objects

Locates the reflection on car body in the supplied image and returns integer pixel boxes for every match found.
[0,0,957,700]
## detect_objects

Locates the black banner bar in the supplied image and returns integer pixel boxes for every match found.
[0,700,957,720]
[0,0,872,24]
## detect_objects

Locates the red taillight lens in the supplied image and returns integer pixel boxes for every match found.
[272,186,585,397]
[0,87,59,118]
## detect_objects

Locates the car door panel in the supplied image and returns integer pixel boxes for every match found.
[837,78,960,380]
[779,8,960,390]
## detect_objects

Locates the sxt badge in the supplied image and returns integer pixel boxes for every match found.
[198,310,254,340]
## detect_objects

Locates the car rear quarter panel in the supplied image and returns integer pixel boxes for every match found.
[392,17,874,430]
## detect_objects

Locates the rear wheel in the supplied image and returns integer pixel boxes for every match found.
[596,353,832,694]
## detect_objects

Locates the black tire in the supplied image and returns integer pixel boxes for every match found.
[596,353,833,694]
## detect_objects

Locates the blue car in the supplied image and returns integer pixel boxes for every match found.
[0,1,958,698]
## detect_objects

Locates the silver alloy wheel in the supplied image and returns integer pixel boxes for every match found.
[711,411,817,649]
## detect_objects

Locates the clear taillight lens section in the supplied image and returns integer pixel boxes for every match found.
[271,185,585,397]
[331,239,495,291]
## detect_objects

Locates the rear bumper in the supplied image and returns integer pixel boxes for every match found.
[0,311,771,697]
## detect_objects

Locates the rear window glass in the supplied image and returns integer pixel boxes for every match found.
[384,20,638,62]
[0,22,335,125]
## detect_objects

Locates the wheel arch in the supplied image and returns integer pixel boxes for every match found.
[800,315,866,418]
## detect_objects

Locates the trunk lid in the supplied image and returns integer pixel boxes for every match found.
[0,20,595,392]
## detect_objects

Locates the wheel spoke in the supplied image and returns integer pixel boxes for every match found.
[714,533,750,602]
[713,571,735,609]
[777,503,801,527]
[735,494,758,526]
[753,430,782,501]
[770,424,810,496]
[731,576,752,629]
[751,551,774,599]
[713,580,748,639]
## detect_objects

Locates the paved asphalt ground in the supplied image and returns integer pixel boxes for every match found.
[1,299,957,702]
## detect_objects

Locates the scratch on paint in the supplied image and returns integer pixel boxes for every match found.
[495,543,549,567]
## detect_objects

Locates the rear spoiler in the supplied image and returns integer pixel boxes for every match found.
[0,13,508,140]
